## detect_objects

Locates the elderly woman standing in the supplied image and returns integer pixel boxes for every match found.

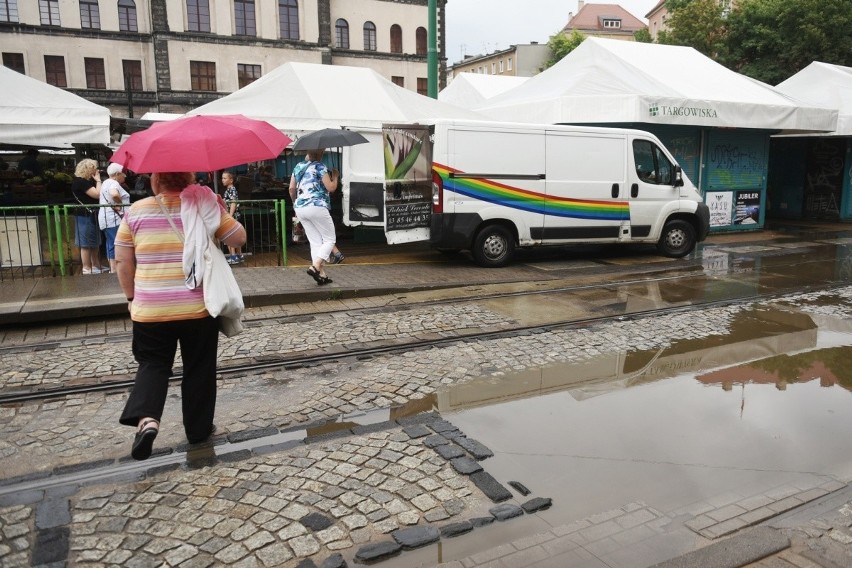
[289,149,339,285]
[71,159,105,274]
[98,163,131,274]
[115,171,246,460]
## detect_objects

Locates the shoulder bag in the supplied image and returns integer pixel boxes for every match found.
[156,195,245,337]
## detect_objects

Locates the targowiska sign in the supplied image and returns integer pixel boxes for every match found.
[649,103,718,120]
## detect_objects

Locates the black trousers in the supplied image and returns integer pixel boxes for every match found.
[119,316,219,443]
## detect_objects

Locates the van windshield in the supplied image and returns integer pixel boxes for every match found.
[633,140,674,185]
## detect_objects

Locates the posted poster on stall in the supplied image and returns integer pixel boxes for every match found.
[735,191,760,225]
[706,192,733,227]
[382,125,432,232]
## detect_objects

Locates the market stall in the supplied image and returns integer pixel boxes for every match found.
[476,38,838,233]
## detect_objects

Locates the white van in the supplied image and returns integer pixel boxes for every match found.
[382,119,710,267]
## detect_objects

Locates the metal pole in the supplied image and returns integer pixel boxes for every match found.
[427,0,437,98]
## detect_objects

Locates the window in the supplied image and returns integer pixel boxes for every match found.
[499,60,503,73]
[415,27,426,56]
[237,63,261,88]
[508,57,512,71]
[491,62,496,74]
[633,140,674,185]
[80,0,100,29]
[187,0,210,32]
[363,21,376,51]
[602,19,621,29]
[390,24,402,53]
[39,0,60,26]
[335,18,349,49]
[417,77,427,96]
[234,0,256,36]
[190,60,216,91]
[85,57,106,89]
[391,76,403,87]
[122,59,142,90]
[0,0,18,23]
[118,0,137,32]
[3,53,24,74]
[44,55,66,87]
[279,0,298,39]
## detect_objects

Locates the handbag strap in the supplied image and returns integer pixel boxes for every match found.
[155,194,184,243]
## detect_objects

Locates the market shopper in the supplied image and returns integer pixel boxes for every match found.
[221,171,245,264]
[71,159,105,275]
[289,149,339,285]
[115,171,246,460]
[98,163,131,273]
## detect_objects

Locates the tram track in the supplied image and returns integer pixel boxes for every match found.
[3,279,847,406]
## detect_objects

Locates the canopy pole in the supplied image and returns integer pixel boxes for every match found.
[427,0,437,98]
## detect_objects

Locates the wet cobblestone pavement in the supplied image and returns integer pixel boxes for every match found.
[1,280,852,567]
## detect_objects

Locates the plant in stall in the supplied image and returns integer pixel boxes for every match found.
[53,172,72,183]
[23,176,44,185]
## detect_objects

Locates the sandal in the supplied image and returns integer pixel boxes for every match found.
[131,418,159,461]
[317,275,333,286]
[306,266,323,284]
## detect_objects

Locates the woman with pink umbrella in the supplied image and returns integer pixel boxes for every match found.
[110,115,289,459]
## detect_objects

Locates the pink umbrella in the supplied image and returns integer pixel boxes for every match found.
[111,114,292,173]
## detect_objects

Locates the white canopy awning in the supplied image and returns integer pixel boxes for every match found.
[775,62,852,136]
[477,38,837,135]
[0,66,111,146]
[439,73,529,109]
[188,62,485,136]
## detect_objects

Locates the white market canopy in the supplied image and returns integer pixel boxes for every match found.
[0,65,111,147]
[477,38,838,134]
[775,62,852,136]
[188,62,485,134]
[439,73,529,110]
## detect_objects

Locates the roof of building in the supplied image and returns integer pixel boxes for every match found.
[645,0,666,18]
[563,3,646,33]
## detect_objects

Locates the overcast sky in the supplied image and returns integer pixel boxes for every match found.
[445,0,658,65]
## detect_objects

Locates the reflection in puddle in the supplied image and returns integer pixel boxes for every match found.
[434,308,825,411]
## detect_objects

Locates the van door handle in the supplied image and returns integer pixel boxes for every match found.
[611,183,619,198]
[631,183,639,198]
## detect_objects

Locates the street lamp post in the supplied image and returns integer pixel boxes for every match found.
[427,0,437,98]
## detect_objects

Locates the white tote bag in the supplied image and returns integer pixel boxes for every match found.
[202,238,245,337]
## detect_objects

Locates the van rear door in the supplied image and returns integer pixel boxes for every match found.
[543,130,629,242]
[382,124,434,244]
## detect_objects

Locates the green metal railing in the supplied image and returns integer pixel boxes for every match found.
[1,199,291,281]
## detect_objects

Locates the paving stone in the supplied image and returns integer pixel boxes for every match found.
[402,425,431,438]
[300,512,334,532]
[521,497,553,514]
[32,526,69,566]
[470,516,494,528]
[392,525,441,549]
[450,457,483,475]
[435,444,465,460]
[469,471,512,503]
[453,438,494,460]
[294,560,318,568]
[354,540,402,563]
[490,503,524,521]
[255,542,294,567]
[423,434,449,448]
[440,521,474,538]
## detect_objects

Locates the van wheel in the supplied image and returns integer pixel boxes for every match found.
[473,225,514,267]
[657,220,696,258]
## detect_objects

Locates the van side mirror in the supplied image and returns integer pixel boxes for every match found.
[674,165,684,187]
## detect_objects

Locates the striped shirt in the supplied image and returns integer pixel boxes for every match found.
[115,192,240,323]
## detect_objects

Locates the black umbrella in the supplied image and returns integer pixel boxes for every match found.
[292,128,369,151]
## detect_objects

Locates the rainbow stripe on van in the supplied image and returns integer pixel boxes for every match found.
[434,163,630,221]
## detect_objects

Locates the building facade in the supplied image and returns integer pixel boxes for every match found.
[448,43,550,81]
[0,0,447,117]
[563,1,646,41]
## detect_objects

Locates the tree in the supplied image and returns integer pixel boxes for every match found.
[544,30,586,69]
[658,0,727,59]
[634,28,653,43]
[723,0,852,84]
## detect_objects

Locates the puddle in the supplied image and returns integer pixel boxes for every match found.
[397,306,852,565]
